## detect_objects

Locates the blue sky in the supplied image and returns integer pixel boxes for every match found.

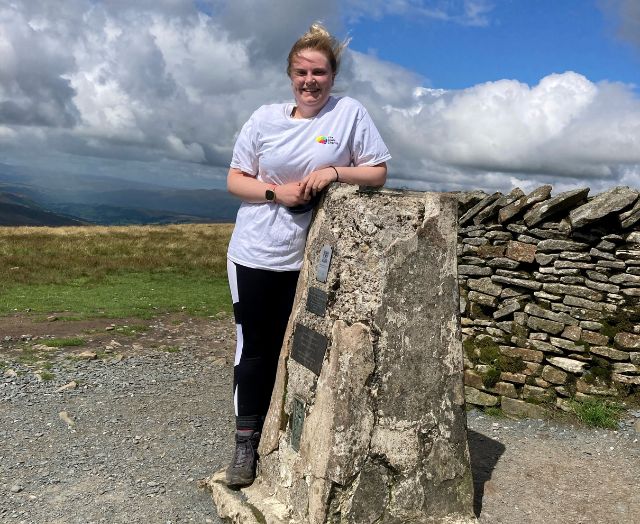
[350,1,640,90]
[1,0,640,194]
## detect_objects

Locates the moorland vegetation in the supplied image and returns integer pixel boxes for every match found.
[0,224,233,319]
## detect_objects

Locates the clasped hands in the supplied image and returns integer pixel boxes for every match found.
[274,167,338,207]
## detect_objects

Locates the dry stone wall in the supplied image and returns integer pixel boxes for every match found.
[457,185,640,416]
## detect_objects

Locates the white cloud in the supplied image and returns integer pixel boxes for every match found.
[344,0,494,26]
[369,67,640,190]
[0,0,639,194]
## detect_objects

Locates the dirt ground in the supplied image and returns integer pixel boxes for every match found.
[1,313,639,523]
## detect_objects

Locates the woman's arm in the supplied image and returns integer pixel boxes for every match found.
[227,168,310,207]
[299,162,387,199]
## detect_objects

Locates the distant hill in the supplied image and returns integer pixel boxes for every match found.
[48,203,232,226]
[0,192,86,226]
[0,165,240,225]
[60,188,241,223]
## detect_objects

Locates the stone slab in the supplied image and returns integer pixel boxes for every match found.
[499,185,552,223]
[499,345,544,363]
[467,277,502,297]
[589,346,630,361]
[459,192,501,226]
[570,186,639,228]
[474,190,523,224]
[493,300,522,319]
[526,315,564,335]
[537,239,589,252]
[487,257,520,269]
[525,302,579,326]
[468,290,498,307]
[505,240,537,262]
[523,188,589,227]
[465,386,499,406]
[501,397,547,419]
[615,332,640,351]
[547,357,586,373]
[541,365,568,384]
[619,198,640,228]
[491,275,542,290]
[527,339,563,354]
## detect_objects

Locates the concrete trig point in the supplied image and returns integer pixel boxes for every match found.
[207,185,476,523]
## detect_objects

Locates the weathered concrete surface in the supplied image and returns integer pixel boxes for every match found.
[207,186,476,523]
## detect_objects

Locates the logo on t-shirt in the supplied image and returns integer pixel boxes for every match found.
[316,135,338,145]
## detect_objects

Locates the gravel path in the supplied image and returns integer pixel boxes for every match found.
[1,352,234,523]
[467,410,640,523]
[1,314,639,523]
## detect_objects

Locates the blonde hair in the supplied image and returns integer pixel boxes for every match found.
[287,23,350,77]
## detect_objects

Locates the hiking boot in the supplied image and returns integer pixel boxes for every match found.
[225,430,260,487]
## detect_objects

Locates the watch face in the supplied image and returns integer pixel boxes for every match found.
[266,189,276,201]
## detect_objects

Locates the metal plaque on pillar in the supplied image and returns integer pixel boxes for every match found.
[306,287,328,316]
[316,245,333,283]
[290,324,328,376]
[290,397,305,452]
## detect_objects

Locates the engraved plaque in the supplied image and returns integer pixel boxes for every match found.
[316,244,333,283]
[291,324,328,375]
[290,397,305,452]
[306,287,328,316]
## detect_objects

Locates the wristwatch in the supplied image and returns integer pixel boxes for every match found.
[265,186,276,202]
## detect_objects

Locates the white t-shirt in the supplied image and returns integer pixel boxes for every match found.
[227,96,391,271]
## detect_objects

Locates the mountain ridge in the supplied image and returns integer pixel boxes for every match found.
[0,166,239,225]
[0,192,86,226]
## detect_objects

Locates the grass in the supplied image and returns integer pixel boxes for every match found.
[484,407,505,418]
[18,349,41,364]
[482,367,501,388]
[571,399,625,429]
[43,337,85,348]
[0,224,233,319]
[39,371,55,381]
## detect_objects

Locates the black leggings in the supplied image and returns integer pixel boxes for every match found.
[227,260,299,430]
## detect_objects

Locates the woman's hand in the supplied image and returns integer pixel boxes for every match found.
[300,167,338,199]
[274,181,310,207]
[227,168,308,206]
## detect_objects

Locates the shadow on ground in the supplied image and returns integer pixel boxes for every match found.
[467,429,505,517]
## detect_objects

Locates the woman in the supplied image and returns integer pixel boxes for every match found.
[225,23,391,487]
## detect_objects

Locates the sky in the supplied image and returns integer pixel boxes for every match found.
[1,0,640,194]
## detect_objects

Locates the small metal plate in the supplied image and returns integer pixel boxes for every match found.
[306,287,328,317]
[316,244,333,283]
[290,397,305,452]
[290,324,328,376]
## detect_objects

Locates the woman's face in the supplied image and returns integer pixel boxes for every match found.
[290,49,334,118]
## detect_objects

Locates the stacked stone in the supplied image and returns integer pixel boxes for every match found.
[457,185,640,416]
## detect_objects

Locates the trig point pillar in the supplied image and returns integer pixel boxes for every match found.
[207,185,476,524]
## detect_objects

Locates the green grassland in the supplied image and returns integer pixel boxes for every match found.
[0,224,234,318]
